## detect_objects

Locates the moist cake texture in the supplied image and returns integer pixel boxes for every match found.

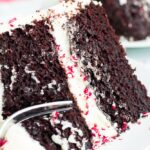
[0,0,150,150]
[99,0,150,40]
[0,20,92,150]
[66,2,150,130]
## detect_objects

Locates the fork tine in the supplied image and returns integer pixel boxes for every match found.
[0,101,73,139]
[22,100,73,111]
[18,106,73,123]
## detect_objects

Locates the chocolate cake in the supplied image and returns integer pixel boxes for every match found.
[0,0,149,150]
[99,0,150,40]
[0,20,92,150]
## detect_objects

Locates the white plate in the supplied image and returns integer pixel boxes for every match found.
[121,37,150,49]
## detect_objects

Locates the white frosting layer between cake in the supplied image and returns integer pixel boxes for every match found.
[50,0,117,149]
[3,124,44,150]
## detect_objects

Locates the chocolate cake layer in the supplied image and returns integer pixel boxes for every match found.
[0,20,92,150]
[99,0,150,40]
[67,2,150,131]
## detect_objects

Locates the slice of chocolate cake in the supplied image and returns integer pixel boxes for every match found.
[64,1,150,130]
[0,16,92,150]
[99,0,150,40]
[0,0,150,150]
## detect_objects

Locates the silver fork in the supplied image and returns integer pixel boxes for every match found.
[0,101,73,139]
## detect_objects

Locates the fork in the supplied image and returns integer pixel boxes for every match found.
[0,101,73,139]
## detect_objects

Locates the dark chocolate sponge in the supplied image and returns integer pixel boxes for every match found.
[67,2,150,131]
[99,0,150,40]
[0,20,92,150]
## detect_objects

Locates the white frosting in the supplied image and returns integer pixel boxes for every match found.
[61,121,83,136]
[48,80,57,89]
[119,0,127,5]
[10,67,17,90]
[0,8,49,34]
[51,119,87,150]
[51,135,69,150]
[3,124,44,150]
[24,65,40,84]
[50,1,117,148]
